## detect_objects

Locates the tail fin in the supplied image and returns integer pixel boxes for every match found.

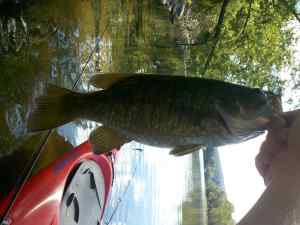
[28,84,82,132]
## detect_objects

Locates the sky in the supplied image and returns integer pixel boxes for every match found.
[219,136,266,222]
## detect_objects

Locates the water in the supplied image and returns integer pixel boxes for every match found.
[0,0,298,224]
[102,143,207,225]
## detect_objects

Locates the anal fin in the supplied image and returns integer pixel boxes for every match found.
[89,126,130,154]
[169,145,202,156]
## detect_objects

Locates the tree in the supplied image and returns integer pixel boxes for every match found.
[204,148,235,225]
[182,0,297,92]
[206,181,235,225]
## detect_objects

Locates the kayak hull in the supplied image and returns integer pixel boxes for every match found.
[0,141,115,225]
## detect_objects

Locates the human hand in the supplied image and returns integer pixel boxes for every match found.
[255,109,300,186]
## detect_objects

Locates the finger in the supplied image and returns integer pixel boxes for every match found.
[267,128,289,145]
[256,137,286,178]
[267,149,298,185]
[256,141,273,177]
[263,167,272,186]
[281,109,300,127]
[266,115,286,131]
[255,152,266,177]
[255,153,270,178]
[263,131,286,156]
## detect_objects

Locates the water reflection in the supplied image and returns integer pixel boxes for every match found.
[0,0,104,196]
[103,143,213,225]
[57,121,98,146]
[103,144,189,225]
[1,0,299,224]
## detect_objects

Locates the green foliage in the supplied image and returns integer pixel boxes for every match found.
[182,187,207,225]
[184,0,297,92]
[206,181,235,225]
[205,148,235,225]
[101,0,300,95]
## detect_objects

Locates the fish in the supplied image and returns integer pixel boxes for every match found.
[28,73,283,156]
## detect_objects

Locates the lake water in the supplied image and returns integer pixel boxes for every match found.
[100,143,209,225]
[2,0,299,224]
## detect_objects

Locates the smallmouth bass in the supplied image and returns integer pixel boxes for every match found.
[28,73,282,156]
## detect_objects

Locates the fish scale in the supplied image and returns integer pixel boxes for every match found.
[28,74,282,156]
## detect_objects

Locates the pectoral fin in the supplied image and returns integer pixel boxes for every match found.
[169,145,202,156]
[90,126,130,154]
[89,73,135,89]
[89,126,130,154]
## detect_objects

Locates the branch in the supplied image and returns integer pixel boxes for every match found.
[202,0,230,76]
[222,0,253,46]
[240,0,253,37]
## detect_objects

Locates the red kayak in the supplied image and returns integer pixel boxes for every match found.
[0,141,116,225]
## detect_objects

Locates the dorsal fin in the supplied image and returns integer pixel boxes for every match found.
[89,73,136,89]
